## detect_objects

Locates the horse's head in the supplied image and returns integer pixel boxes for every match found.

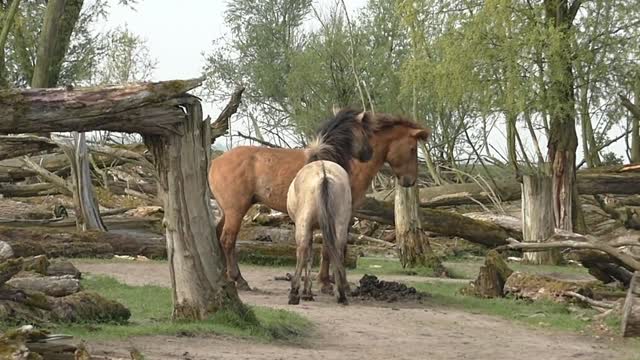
[350,111,374,162]
[306,108,374,173]
[369,113,431,187]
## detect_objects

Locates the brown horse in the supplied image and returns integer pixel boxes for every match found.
[209,111,431,291]
[287,109,373,305]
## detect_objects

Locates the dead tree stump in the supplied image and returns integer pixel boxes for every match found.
[144,101,244,320]
[463,250,513,298]
[522,174,561,265]
[622,271,640,337]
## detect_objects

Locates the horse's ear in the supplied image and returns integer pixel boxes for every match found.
[332,104,340,116]
[409,128,431,141]
[355,111,368,123]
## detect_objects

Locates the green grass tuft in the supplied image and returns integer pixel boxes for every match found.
[52,275,311,342]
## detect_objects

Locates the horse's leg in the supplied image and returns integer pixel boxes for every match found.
[333,222,350,305]
[289,225,311,305]
[318,245,333,294]
[220,210,251,291]
[301,240,314,301]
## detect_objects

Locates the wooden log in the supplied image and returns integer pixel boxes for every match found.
[355,197,513,248]
[0,227,165,259]
[6,275,80,297]
[0,135,57,161]
[622,271,640,337]
[522,174,561,265]
[0,78,203,136]
[236,241,357,269]
[372,164,640,208]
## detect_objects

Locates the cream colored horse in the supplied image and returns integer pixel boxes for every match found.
[287,109,372,305]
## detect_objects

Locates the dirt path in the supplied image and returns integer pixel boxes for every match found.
[75,261,632,360]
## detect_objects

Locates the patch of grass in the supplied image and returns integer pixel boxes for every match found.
[54,275,311,343]
[413,281,598,332]
[354,257,440,277]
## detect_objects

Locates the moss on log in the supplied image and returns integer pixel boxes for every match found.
[0,258,23,286]
[503,272,598,302]
[6,275,80,297]
[462,250,513,298]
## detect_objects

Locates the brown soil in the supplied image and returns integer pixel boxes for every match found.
[72,261,635,360]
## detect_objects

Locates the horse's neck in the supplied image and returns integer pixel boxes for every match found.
[350,140,389,204]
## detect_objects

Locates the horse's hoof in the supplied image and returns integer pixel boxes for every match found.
[288,296,300,305]
[236,280,251,291]
[301,294,315,301]
[337,297,349,305]
[320,285,334,295]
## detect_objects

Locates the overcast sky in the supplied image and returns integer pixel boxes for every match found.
[93,0,629,163]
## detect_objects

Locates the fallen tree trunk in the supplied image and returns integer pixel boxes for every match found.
[6,275,80,297]
[0,135,57,161]
[0,177,158,199]
[0,227,166,259]
[355,197,513,247]
[622,271,640,337]
[372,164,640,208]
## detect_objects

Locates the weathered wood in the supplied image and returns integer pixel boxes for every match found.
[0,78,203,136]
[355,197,513,248]
[0,258,23,286]
[394,183,443,273]
[0,227,165,259]
[622,271,640,337]
[6,275,80,297]
[211,86,245,143]
[0,135,57,161]
[65,132,106,231]
[144,101,244,320]
[522,174,561,264]
[46,260,81,279]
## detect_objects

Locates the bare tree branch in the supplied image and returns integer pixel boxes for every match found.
[235,131,281,148]
[211,86,245,142]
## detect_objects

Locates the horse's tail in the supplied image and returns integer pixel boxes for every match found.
[317,162,347,301]
[305,136,334,164]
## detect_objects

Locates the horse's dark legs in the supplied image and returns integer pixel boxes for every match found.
[318,245,333,294]
[220,212,251,291]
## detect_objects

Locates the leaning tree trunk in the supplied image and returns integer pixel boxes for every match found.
[144,101,245,320]
[394,183,443,273]
[522,174,561,264]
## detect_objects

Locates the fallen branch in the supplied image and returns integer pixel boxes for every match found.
[349,233,396,248]
[20,155,73,196]
[565,291,616,309]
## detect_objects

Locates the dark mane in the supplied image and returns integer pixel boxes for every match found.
[368,112,421,133]
[306,108,371,174]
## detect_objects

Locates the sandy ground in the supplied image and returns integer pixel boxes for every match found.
[72,261,636,360]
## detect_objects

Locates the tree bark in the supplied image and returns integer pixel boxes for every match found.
[522,174,561,264]
[143,101,245,320]
[211,86,245,143]
[620,93,640,163]
[463,250,513,298]
[0,135,57,161]
[394,183,443,273]
[622,271,640,337]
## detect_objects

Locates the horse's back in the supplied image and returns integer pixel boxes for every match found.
[287,161,351,220]
[209,146,307,213]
